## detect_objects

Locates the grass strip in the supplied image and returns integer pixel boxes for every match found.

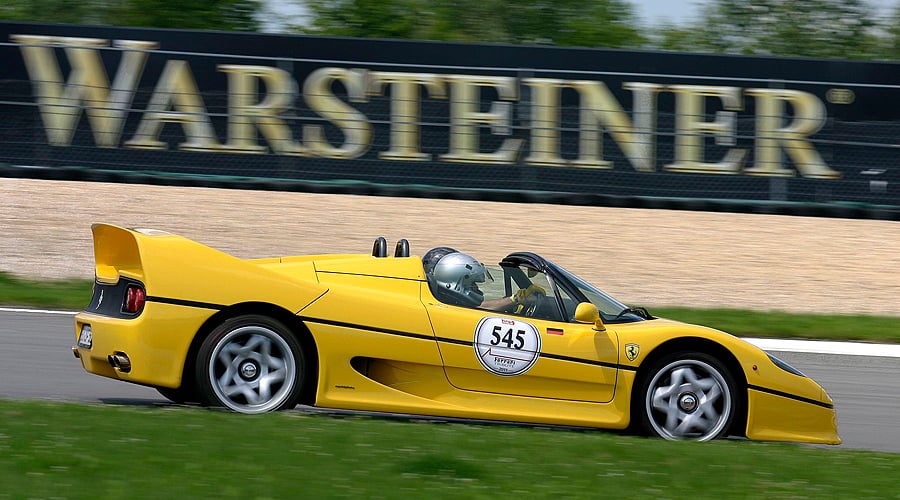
[2,271,899,343]
[0,272,91,309]
[652,307,900,344]
[1,400,897,498]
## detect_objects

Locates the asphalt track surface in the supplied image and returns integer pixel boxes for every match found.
[2,309,898,454]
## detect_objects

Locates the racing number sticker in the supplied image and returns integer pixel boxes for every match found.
[473,317,541,376]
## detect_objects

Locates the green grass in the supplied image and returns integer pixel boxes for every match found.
[1,400,897,498]
[0,272,92,310]
[2,271,899,343]
[653,307,900,344]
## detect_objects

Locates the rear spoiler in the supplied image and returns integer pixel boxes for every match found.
[91,224,157,283]
[89,223,328,312]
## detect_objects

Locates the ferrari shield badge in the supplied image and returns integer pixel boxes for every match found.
[625,343,640,361]
[473,317,541,377]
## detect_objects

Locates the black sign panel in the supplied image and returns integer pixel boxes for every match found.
[0,22,897,216]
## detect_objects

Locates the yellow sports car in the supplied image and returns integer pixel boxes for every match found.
[73,224,839,444]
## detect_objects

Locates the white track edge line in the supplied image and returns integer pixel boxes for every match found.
[744,337,900,358]
[0,307,78,316]
[2,307,898,358]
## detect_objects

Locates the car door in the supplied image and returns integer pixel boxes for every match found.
[424,265,619,403]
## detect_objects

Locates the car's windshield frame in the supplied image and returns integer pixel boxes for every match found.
[493,253,645,324]
[547,261,632,321]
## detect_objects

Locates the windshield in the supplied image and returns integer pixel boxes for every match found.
[487,258,632,322]
[552,263,629,318]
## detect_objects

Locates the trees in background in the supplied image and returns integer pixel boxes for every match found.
[884,3,900,60]
[1,0,262,32]
[1,0,897,61]
[300,0,898,60]
[2,0,100,25]
[302,0,645,48]
[655,0,896,60]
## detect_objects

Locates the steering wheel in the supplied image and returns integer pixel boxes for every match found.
[522,292,546,318]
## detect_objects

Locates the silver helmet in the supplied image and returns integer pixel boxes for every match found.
[431,252,488,307]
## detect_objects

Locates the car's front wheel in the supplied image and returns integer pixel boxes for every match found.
[196,315,304,414]
[638,352,737,441]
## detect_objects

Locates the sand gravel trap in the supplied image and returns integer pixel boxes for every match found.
[2,177,897,315]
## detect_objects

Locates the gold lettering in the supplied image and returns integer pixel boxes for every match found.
[620,82,663,171]
[218,65,304,155]
[664,85,747,174]
[439,75,523,164]
[570,81,663,171]
[744,89,839,179]
[125,60,220,151]
[367,72,446,161]
[521,80,662,170]
[521,78,566,166]
[303,68,370,159]
[12,35,156,147]
[8,40,844,182]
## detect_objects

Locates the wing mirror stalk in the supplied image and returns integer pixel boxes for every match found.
[573,302,606,332]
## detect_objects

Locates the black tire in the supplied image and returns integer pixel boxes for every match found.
[636,351,737,441]
[156,385,198,405]
[196,315,305,414]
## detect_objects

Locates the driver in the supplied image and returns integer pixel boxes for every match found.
[425,249,543,312]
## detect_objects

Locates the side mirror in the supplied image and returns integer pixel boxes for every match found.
[574,302,606,332]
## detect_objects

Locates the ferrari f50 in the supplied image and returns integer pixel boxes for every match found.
[73,224,839,444]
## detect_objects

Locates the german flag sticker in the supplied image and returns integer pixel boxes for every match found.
[547,328,564,336]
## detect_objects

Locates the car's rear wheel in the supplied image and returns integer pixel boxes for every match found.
[638,352,736,441]
[196,315,304,414]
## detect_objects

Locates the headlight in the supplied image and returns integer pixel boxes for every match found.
[767,353,806,377]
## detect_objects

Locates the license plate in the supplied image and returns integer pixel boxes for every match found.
[77,324,93,349]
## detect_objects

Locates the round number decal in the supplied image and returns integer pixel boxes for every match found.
[473,317,541,376]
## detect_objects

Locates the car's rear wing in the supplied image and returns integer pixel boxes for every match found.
[92,224,160,282]
[90,223,328,312]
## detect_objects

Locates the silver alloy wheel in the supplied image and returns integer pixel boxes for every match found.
[645,358,732,441]
[208,325,297,414]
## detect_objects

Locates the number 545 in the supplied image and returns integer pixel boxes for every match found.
[491,325,525,349]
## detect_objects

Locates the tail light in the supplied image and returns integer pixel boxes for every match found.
[123,284,146,314]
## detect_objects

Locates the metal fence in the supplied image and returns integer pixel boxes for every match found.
[1,23,898,219]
